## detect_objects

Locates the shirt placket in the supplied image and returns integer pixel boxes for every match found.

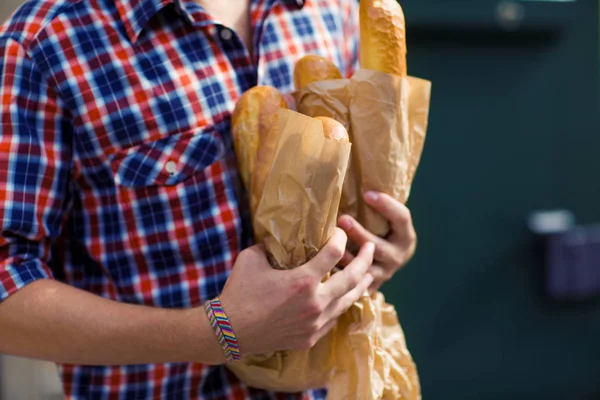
[177,0,259,93]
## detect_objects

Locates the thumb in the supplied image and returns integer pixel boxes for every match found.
[303,228,347,278]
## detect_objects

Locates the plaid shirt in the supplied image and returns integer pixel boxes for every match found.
[0,0,358,398]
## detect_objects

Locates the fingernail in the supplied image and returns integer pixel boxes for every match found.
[339,216,353,230]
[366,242,376,253]
[364,191,379,203]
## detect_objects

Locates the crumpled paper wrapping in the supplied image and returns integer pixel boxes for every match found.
[227,328,335,392]
[293,68,430,399]
[253,109,352,270]
[227,109,351,390]
[295,69,432,237]
[228,68,430,398]
[329,292,420,400]
[295,80,358,223]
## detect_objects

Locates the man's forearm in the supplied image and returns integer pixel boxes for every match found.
[0,280,224,366]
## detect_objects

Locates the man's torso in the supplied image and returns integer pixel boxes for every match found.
[0,0,358,397]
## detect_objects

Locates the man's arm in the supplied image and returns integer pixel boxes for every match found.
[0,233,374,366]
[0,37,222,366]
[0,279,226,365]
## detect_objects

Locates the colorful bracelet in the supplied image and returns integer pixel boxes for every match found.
[204,297,242,363]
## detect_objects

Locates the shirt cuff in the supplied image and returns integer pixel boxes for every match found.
[0,259,54,301]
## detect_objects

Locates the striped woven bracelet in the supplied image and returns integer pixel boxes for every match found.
[204,297,242,363]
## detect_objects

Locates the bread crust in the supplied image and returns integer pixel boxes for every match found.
[294,54,343,90]
[231,86,288,216]
[360,0,407,76]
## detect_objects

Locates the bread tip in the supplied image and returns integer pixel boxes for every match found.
[315,116,349,143]
[294,54,343,90]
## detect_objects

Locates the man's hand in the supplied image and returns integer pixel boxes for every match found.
[338,191,417,292]
[219,228,374,356]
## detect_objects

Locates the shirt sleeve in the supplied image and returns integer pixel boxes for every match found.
[342,0,360,77]
[0,38,73,301]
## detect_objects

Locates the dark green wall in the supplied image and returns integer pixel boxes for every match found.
[383,1,600,399]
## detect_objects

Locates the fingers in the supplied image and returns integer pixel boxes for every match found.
[310,271,374,350]
[338,214,380,245]
[363,191,414,235]
[323,242,374,300]
[338,214,399,266]
[338,250,354,267]
[325,270,373,319]
[312,318,337,346]
[366,265,388,293]
[303,228,348,278]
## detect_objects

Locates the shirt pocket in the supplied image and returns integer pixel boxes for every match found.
[107,127,224,188]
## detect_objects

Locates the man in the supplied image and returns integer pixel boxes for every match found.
[0,0,417,398]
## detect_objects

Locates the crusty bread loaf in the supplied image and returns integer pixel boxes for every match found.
[315,116,349,143]
[231,86,288,217]
[360,0,407,76]
[294,54,343,90]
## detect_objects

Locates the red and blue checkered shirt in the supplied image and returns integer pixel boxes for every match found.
[0,0,359,398]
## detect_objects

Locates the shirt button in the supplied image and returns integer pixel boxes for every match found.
[220,28,233,41]
[295,0,304,7]
[165,160,177,174]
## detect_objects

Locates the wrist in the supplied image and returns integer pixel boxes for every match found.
[204,297,242,363]
[181,307,226,365]
[218,292,255,357]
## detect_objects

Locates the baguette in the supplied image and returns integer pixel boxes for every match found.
[315,116,349,143]
[360,0,407,76]
[231,86,288,217]
[294,54,343,91]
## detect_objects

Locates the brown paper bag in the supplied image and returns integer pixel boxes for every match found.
[295,79,351,132]
[253,108,352,270]
[229,69,430,397]
[295,79,358,223]
[291,68,431,400]
[349,69,431,236]
[294,69,432,237]
[328,293,421,400]
[227,330,335,392]
[227,109,351,390]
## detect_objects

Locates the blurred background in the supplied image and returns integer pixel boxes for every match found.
[1,0,599,399]
[390,0,600,399]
